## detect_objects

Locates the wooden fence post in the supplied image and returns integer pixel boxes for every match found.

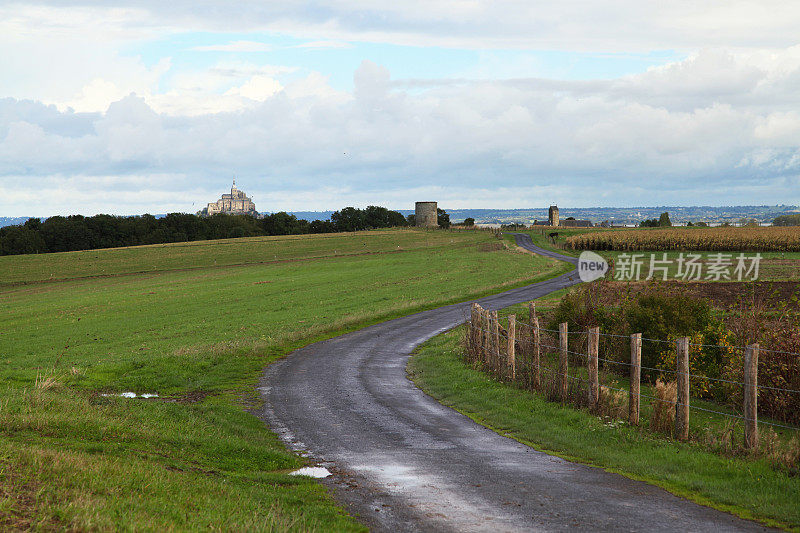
[475,305,484,365]
[528,301,536,324]
[491,310,500,377]
[482,308,491,367]
[675,337,690,441]
[532,315,541,390]
[470,304,478,362]
[507,315,516,381]
[744,343,759,449]
[629,333,642,425]
[587,327,599,407]
[559,322,569,402]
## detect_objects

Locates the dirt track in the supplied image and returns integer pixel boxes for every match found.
[258,234,769,532]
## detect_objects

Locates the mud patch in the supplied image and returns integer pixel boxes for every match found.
[477,242,505,252]
[167,390,218,404]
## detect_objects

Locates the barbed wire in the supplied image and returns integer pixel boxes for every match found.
[469,320,800,396]
[490,313,795,356]
[530,361,800,432]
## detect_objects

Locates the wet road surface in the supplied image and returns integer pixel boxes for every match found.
[258,233,768,532]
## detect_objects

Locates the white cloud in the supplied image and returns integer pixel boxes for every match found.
[192,40,272,52]
[224,75,283,101]
[2,52,799,215]
[2,1,800,213]
[296,40,353,49]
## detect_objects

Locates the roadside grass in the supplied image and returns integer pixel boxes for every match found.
[408,293,800,530]
[0,229,567,530]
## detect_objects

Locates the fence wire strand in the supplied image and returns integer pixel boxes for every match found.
[471,319,800,396]
[467,312,800,432]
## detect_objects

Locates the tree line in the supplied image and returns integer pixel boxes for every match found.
[0,206,450,256]
[773,214,800,226]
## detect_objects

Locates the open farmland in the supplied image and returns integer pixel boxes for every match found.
[0,229,567,530]
[565,226,800,252]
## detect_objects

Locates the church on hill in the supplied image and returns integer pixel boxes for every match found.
[205,180,257,215]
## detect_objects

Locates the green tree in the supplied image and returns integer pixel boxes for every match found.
[463,217,475,226]
[773,214,800,226]
[437,208,450,229]
[386,210,408,227]
[0,226,47,255]
[331,207,367,232]
[658,212,672,227]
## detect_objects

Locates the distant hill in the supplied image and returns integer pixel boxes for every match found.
[5,206,798,228]
[0,217,30,228]
[290,206,798,225]
[443,205,799,225]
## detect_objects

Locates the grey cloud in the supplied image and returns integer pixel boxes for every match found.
[1,57,799,213]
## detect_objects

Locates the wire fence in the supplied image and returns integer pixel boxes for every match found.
[510,319,800,397]
[466,302,800,449]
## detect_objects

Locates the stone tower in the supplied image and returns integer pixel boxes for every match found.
[415,201,438,227]
[548,205,559,227]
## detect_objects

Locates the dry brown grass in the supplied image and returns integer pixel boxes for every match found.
[757,428,800,471]
[597,385,627,419]
[34,373,59,391]
[650,379,677,434]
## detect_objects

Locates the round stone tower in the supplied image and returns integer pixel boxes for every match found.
[415,201,438,227]
[548,205,559,227]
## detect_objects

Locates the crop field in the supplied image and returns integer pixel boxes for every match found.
[565,226,800,252]
[515,229,800,281]
[0,228,568,530]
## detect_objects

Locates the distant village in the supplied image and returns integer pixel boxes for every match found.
[194,181,798,229]
[2,183,796,230]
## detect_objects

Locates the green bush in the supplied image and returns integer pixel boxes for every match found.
[547,285,617,334]
[624,293,719,380]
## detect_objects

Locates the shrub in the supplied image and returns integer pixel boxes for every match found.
[624,293,718,380]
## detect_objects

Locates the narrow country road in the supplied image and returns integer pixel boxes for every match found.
[258,233,768,532]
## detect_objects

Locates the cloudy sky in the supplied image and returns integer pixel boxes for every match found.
[1,1,800,216]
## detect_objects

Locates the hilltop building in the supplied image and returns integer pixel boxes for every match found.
[206,180,257,215]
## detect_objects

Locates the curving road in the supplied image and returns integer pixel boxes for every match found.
[258,233,767,532]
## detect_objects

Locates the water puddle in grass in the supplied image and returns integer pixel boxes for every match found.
[101,392,159,399]
[289,466,332,478]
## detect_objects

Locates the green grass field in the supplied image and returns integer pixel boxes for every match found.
[0,228,568,530]
[408,294,800,530]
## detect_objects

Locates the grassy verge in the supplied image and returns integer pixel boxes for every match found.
[0,229,567,530]
[407,295,800,530]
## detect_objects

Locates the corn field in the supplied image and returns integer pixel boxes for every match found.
[565,226,800,252]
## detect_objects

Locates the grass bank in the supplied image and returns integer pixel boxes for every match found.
[0,228,567,530]
[407,303,800,530]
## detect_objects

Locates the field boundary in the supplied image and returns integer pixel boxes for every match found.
[466,301,800,448]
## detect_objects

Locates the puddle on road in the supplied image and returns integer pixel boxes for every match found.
[101,392,159,399]
[289,466,332,478]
